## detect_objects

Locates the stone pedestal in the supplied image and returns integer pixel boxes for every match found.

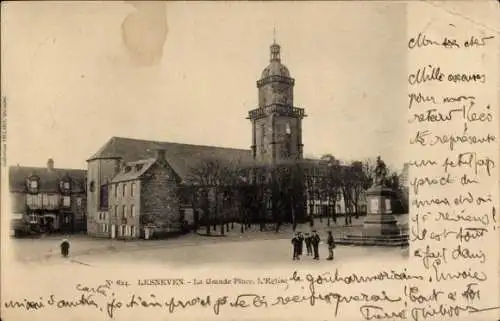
[363,186,400,237]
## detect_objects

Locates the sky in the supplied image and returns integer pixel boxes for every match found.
[2,1,408,171]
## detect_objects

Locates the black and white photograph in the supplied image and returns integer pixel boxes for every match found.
[1,2,498,321]
[4,1,409,268]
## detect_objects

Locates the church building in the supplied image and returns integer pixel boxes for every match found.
[86,40,354,239]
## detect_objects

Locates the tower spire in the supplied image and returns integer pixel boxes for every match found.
[270,28,280,62]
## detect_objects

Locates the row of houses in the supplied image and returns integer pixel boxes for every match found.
[8,158,86,236]
[8,151,372,239]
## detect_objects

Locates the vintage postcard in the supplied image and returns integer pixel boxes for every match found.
[1,1,499,320]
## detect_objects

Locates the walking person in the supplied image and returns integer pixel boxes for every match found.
[304,232,312,256]
[311,230,321,260]
[327,230,336,260]
[291,233,301,260]
[60,238,70,258]
[297,232,304,257]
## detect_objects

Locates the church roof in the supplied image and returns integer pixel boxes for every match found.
[261,61,290,78]
[9,166,86,193]
[89,137,253,182]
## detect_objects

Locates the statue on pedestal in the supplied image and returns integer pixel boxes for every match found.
[373,156,388,187]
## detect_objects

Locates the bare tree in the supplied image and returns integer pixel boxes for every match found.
[350,161,372,218]
[320,154,342,227]
[186,159,238,236]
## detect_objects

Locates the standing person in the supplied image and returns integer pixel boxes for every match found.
[297,232,305,257]
[304,232,312,256]
[311,230,321,260]
[60,238,70,258]
[291,233,301,260]
[327,230,336,260]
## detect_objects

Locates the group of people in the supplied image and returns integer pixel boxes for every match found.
[291,230,336,261]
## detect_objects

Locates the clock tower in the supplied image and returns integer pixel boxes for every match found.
[248,40,306,163]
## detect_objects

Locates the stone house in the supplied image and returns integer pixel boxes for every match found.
[8,158,87,236]
[86,137,251,239]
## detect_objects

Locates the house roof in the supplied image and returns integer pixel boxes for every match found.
[9,166,87,193]
[110,158,157,183]
[89,137,253,181]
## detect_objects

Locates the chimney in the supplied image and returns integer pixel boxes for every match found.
[154,148,166,162]
[47,158,54,171]
[114,158,125,174]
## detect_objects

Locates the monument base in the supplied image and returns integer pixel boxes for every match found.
[340,185,408,247]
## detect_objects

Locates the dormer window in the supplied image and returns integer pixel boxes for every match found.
[136,164,143,171]
[27,176,40,193]
[60,180,71,191]
[124,166,131,173]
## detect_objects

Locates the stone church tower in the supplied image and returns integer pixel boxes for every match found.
[248,40,306,163]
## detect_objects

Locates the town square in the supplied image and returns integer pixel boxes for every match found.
[4,2,409,266]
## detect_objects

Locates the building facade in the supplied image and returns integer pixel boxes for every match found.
[86,40,367,239]
[248,41,306,163]
[86,138,251,238]
[9,158,87,236]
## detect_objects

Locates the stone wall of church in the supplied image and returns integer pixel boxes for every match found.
[258,81,293,107]
[86,158,119,237]
[140,162,181,233]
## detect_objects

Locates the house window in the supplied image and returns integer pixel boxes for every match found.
[46,194,59,208]
[122,205,126,219]
[29,214,37,223]
[114,205,118,218]
[64,216,70,224]
[42,194,50,207]
[30,180,38,189]
[99,185,109,209]
[115,184,119,198]
[76,197,82,207]
[120,225,126,236]
[102,223,108,233]
[131,183,136,197]
[130,204,135,217]
[63,196,71,207]
[89,181,95,192]
[131,225,136,237]
[122,184,127,197]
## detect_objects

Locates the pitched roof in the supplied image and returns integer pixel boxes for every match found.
[89,137,253,181]
[110,158,156,183]
[9,166,87,193]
